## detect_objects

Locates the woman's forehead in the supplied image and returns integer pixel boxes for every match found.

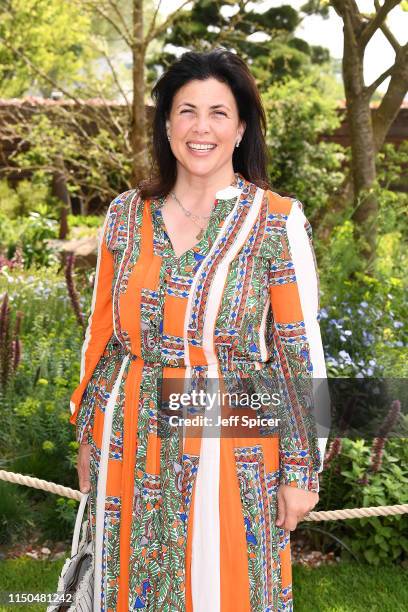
[171,79,237,109]
[174,78,233,97]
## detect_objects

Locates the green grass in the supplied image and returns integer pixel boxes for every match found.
[0,558,406,610]
[293,563,408,612]
[0,557,66,611]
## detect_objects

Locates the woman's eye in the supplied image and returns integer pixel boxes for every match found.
[180,109,226,116]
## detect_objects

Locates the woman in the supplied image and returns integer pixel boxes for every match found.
[70,48,328,611]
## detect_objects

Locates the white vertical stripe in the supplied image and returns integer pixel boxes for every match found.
[286,201,330,470]
[191,364,221,612]
[183,185,241,367]
[259,294,271,362]
[188,186,265,610]
[113,190,140,342]
[202,187,265,363]
[93,354,129,611]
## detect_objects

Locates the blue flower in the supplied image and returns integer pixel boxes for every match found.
[339,350,352,362]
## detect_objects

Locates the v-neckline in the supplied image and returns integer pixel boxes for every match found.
[159,209,209,260]
[151,172,244,261]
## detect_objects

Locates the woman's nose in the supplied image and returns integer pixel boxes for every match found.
[192,114,211,132]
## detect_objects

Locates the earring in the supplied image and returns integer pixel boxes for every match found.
[235,139,241,148]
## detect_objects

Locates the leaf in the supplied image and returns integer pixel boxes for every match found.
[363,549,377,564]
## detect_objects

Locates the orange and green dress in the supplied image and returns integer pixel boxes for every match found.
[69,171,328,611]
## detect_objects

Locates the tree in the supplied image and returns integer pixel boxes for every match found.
[0,1,333,200]
[150,0,331,91]
[303,0,408,264]
[0,0,95,97]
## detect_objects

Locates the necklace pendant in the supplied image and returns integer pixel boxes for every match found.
[196,228,204,240]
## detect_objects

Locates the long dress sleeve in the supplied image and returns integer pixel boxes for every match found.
[69,190,132,443]
[269,199,330,493]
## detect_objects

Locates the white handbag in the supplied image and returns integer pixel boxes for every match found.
[47,492,94,612]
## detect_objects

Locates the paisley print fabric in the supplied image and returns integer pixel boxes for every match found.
[69,172,328,611]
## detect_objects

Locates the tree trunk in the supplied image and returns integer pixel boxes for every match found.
[130,0,149,187]
[341,14,377,259]
[52,158,70,240]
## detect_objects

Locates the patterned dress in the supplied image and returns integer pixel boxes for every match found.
[69,171,328,612]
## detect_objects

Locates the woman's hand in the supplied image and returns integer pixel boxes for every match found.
[77,442,91,494]
[275,484,318,531]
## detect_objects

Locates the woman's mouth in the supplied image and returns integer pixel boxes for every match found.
[186,142,217,154]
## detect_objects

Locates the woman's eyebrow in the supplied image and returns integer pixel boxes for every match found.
[176,102,231,111]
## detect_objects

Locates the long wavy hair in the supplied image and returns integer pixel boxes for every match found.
[139,48,286,200]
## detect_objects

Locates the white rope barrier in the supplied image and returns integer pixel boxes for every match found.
[0,469,82,501]
[1,469,407,522]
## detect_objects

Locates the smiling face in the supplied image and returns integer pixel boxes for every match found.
[166,77,245,180]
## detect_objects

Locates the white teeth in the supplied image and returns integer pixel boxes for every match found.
[187,143,216,150]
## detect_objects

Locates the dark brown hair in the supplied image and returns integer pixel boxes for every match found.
[139,48,273,200]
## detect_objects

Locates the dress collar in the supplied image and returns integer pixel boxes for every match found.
[150,171,245,211]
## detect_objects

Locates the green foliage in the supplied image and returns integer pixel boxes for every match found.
[67,214,101,230]
[318,144,408,378]
[0,210,59,269]
[9,112,132,207]
[0,178,64,268]
[263,69,345,214]
[319,437,408,565]
[0,179,54,219]
[0,0,94,97]
[319,273,408,378]
[151,1,332,90]
[37,497,79,541]
[0,482,34,545]
[0,264,91,542]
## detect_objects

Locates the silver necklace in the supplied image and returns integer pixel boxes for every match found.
[169,191,208,239]
[166,173,237,240]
